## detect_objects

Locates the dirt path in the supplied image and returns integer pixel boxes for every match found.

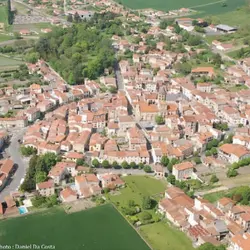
[188,0,225,9]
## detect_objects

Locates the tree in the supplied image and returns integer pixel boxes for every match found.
[25,52,39,64]
[92,159,100,168]
[130,162,138,169]
[210,174,219,184]
[14,32,22,39]
[174,62,192,75]
[194,26,205,33]
[67,14,73,22]
[167,158,179,173]
[121,161,129,169]
[198,243,226,250]
[227,168,238,178]
[161,156,169,167]
[128,199,136,207]
[46,194,59,207]
[210,147,218,155]
[139,211,152,223]
[213,122,229,131]
[187,35,202,46]
[35,171,47,183]
[212,53,223,66]
[193,157,201,165]
[20,146,37,156]
[102,160,110,169]
[74,12,81,23]
[20,178,35,192]
[155,115,164,125]
[112,161,121,169]
[142,196,153,210]
[76,159,85,166]
[167,174,176,185]
[31,195,46,208]
[143,165,152,173]
[138,163,144,169]
[205,151,212,157]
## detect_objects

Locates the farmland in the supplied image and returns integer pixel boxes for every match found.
[0,204,150,250]
[117,0,245,16]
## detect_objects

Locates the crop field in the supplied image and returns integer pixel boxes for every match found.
[117,0,245,16]
[0,204,150,250]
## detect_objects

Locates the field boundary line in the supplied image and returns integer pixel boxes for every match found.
[188,0,225,9]
[111,203,153,250]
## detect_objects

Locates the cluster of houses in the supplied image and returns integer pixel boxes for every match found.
[36,163,124,203]
[159,186,250,250]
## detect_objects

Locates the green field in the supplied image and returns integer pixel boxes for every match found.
[0,34,13,42]
[140,221,194,250]
[108,175,166,206]
[203,191,227,203]
[0,5,8,25]
[0,204,150,250]
[118,0,245,16]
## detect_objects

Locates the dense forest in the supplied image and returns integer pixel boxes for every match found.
[35,13,122,84]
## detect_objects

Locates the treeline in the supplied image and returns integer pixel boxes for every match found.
[20,153,61,192]
[34,13,123,84]
[7,0,14,25]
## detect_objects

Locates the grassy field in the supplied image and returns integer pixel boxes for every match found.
[108,175,166,206]
[140,221,194,250]
[214,6,250,26]
[0,34,13,42]
[0,204,150,250]
[203,191,227,203]
[0,5,8,25]
[118,0,245,16]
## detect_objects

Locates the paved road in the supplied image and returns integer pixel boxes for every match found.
[0,129,28,202]
[114,58,124,90]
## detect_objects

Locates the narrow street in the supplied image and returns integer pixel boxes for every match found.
[114,58,124,90]
[0,128,28,202]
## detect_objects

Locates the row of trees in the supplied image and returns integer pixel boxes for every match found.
[227,157,250,178]
[91,159,152,173]
[20,153,61,192]
[7,0,14,25]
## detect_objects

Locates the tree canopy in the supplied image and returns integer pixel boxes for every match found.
[35,13,118,84]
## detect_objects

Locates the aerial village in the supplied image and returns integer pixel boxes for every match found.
[0,0,250,249]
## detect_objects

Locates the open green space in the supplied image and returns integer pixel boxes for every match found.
[0,5,8,25]
[0,33,13,42]
[214,6,250,26]
[0,204,150,250]
[108,175,166,206]
[117,0,245,16]
[203,191,227,203]
[140,221,194,250]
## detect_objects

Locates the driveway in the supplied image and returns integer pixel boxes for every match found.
[0,128,28,202]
